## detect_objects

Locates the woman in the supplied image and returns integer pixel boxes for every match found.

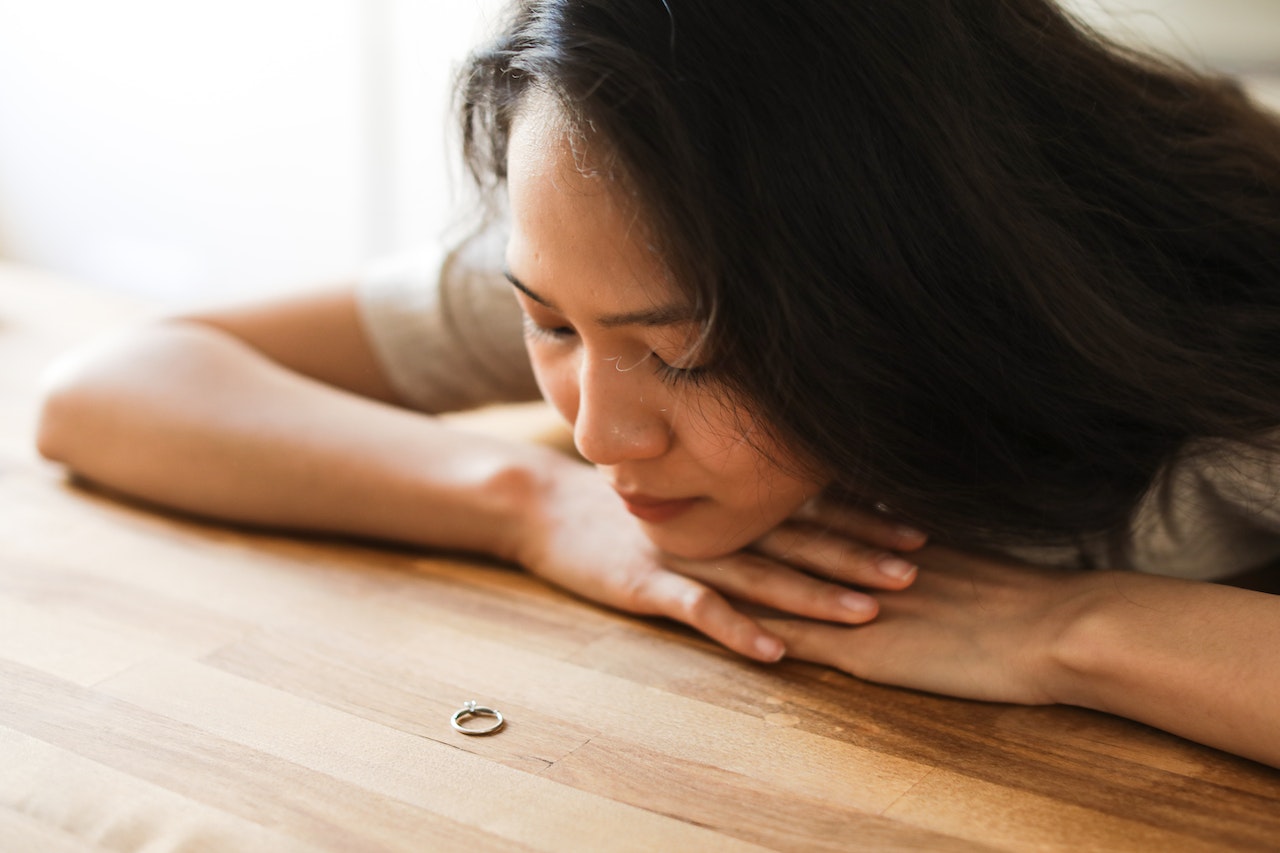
[37,0,1280,766]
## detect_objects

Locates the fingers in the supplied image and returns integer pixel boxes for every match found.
[758,618,853,670]
[754,525,918,591]
[634,570,786,662]
[668,552,881,624]
[791,499,928,552]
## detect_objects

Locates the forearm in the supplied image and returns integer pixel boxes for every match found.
[1053,571,1280,767]
[36,322,566,562]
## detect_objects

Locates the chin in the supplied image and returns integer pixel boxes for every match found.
[640,522,756,561]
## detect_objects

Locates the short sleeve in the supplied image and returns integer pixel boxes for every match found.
[1004,438,1280,580]
[355,226,540,413]
[1119,438,1280,580]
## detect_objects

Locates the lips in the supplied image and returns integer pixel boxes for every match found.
[616,491,700,523]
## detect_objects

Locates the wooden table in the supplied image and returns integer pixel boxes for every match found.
[3,262,1279,852]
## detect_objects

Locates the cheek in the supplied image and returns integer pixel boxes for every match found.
[674,402,762,478]
[683,410,826,506]
[527,346,578,425]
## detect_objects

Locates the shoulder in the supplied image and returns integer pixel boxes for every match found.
[1122,437,1280,580]
[356,226,540,413]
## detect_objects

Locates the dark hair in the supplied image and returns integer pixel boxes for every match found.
[459,0,1280,552]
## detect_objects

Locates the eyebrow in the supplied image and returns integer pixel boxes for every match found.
[504,270,694,328]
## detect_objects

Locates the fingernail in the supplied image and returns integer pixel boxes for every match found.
[839,591,877,617]
[792,499,820,519]
[878,557,917,581]
[895,524,927,546]
[755,635,785,661]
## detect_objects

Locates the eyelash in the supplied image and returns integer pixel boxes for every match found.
[652,359,709,387]
[521,317,709,388]
[521,316,574,342]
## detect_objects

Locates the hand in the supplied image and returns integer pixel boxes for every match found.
[514,462,926,662]
[756,549,1280,767]
[761,546,1088,704]
[749,497,926,593]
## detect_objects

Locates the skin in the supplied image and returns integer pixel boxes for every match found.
[498,98,926,660]
[498,96,1280,768]
[34,99,923,668]
[760,546,1280,767]
[503,97,832,561]
[36,87,1278,769]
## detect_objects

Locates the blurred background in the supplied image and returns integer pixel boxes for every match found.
[0,0,1276,306]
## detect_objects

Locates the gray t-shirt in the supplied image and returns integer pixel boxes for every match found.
[357,239,1280,582]
[357,227,539,413]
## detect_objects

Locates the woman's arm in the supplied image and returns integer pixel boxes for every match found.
[36,286,919,661]
[1051,569,1280,767]
[761,548,1280,767]
[36,290,546,560]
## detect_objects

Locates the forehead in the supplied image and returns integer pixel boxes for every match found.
[506,95,683,315]
[508,91,623,210]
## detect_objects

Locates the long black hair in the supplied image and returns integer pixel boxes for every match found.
[460,0,1280,552]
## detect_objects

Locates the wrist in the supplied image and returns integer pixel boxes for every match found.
[369,425,580,566]
[496,438,601,563]
[481,445,578,566]
[1040,570,1129,710]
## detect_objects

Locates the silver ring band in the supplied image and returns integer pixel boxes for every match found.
[451,700,504,736]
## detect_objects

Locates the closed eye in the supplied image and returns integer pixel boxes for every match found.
[521,308,710,387]
[651,354,710,387]
[521,314,575,342]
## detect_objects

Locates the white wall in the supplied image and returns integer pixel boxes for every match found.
[0,0,503,305]
[377,0,510,259]
[1063,0,1280,70]
[0,1,1274,305]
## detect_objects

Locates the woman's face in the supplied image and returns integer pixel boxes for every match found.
[505,99,827,559]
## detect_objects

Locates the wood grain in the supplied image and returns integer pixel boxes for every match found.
[3,263,1279,851]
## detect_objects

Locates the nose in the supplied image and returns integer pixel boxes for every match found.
[571,354,671,466]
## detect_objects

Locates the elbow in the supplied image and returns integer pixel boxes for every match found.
[34,393,65,464]
[35,349,100,468]
[33,320,241,477]
[33,325,161,471]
